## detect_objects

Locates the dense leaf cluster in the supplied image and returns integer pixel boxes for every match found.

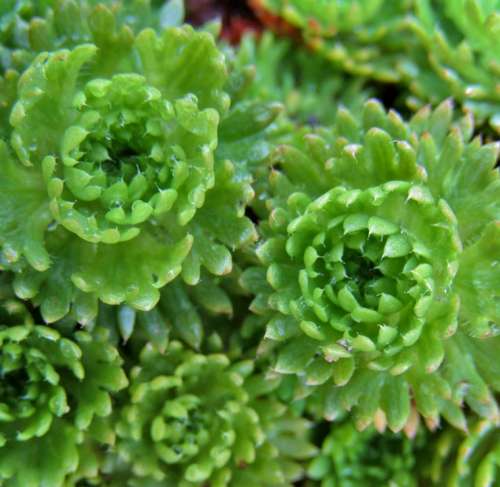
[0,1,498,486]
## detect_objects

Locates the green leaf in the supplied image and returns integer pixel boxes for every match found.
[0,143,51,271]
[381,377,410,432]
[275,338,317,374]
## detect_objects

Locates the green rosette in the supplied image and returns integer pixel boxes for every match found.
[0,21,256,322]
[115,340,316,486]
[249,0,500,132]
[242,99,500,430]
[249,0,415,83]
[408,0,500,132]
[0,324,128,486]
[306,420,424,487]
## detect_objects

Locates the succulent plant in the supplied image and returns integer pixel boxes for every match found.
[249,0,415,82]
[0,323,127,486]
[306,420,425,487]
[0,18,258,323]
[0,1,498,484]
[424,419,500,487]
[115,340,316,486]
[408,0,500,133]
[249,0,500,133]
[242,99,500,431]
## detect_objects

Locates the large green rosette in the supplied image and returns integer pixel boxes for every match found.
[242,99,500,430]
[0,23,255,323]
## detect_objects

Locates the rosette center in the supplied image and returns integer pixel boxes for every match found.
[279,183,454,356]
[151,394,214,463]
[41,72,218,244]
